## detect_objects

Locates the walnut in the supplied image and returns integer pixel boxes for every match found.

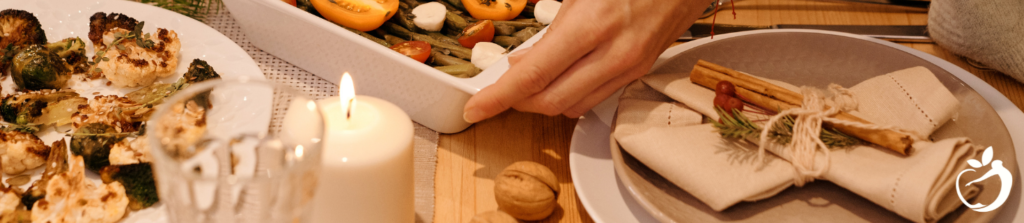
[470,210,519,223]
[493,161,558,221]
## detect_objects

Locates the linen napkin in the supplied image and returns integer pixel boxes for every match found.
[613,67,981,222]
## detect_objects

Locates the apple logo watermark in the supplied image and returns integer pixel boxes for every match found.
[956,146,1013,212]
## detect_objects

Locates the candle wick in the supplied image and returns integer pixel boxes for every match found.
[346,97,354,120]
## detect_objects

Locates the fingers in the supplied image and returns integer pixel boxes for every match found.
[462,20,599,123]
[507,46,531,66]
[562,63,653,118]
[510,37,626,115]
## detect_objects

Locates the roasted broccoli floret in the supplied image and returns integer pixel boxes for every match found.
[10,45,72,90]
[0,90,82,126]
[44,37,89,74]
[21,139,67,210]
[88,12,138,48]
[0,9,47,73]
[181,58,222,84]
[100,163,158,210]
[70,123,126,172]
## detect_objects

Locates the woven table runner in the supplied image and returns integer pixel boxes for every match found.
[203,9,439,223]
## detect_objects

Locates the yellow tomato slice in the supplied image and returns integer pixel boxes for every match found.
[312,0,399,31]
[461,0,527,21]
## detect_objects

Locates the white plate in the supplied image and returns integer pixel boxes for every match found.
[569,30,1024,222]
[0,0,268,222]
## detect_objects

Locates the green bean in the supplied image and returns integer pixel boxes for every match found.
[493,20,544,30]
[495,24,516,36]
[384,34,407,46]
[445,11,469,31]
[428,32,462,46]
[493,36,521,49]
[430,50,470,66]
[441,0,466,11]
[410,33,473,59]
[385,22,415,39]
[515,18,538,23]
[400,0,420,8]
[344,27,390,47]
[521,5,534,18]
[392,10,424,33]
[435,64,481,78]
[513,27,541,42]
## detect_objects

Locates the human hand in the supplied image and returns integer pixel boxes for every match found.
[462,0,715,123]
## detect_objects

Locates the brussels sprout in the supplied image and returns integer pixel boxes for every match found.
[71,123,125,172]
[11,45,71,90]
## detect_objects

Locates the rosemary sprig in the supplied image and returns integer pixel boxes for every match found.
[135,0,223,22]
[710,107,860,148]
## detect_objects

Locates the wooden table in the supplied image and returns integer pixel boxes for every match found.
[434,0,1024,222]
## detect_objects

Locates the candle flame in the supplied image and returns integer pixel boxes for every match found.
[339,73,356,119]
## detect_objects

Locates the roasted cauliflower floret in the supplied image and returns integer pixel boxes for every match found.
[0,131,49,175]
[88,12,180,87]
[0,9,47,73]
[156,100,207,158]
[109,135,151,165]
[0,189,22,217]
[31,156,129,223]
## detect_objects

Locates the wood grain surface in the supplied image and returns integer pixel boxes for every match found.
[434,0,1024,222]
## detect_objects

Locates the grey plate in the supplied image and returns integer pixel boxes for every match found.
[610,31,1019,222]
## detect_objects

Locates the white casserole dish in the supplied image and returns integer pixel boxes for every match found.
[221,0,544,133]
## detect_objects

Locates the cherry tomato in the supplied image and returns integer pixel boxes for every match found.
[716,80,736,96]
[528,0,541,4]
[458,20,495,48]
[283,0,297,7]
[390,41,431,63]
[461,0,527,21]
[311,0,399,31]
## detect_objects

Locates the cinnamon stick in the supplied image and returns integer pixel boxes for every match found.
[690,61,913,155]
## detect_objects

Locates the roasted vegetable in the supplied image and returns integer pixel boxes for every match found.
[0,90,83,126]
[0,184,30,223]
[0,9,47,73]
[181,58,222,84]
[0,131,49,175]
[70,123,125,172]
[87,12,138,48]
[126,58,222,108]
[435,63,481,78]
[21,139,68,210]
[44,37,89,74]
[10,45,71,90]
[71,95,143,132]
[100,163,158,210]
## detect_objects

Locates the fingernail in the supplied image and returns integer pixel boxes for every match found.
[463,108,483,123]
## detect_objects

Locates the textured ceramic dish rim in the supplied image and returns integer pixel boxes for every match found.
[570,29,1024,223]
[0,0,271,221]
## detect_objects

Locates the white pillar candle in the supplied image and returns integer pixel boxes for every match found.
[311,73,415,223]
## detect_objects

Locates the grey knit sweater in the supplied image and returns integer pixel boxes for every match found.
[928,0,1024,83]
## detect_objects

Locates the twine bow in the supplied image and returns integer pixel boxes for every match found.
[757,84,929,186]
